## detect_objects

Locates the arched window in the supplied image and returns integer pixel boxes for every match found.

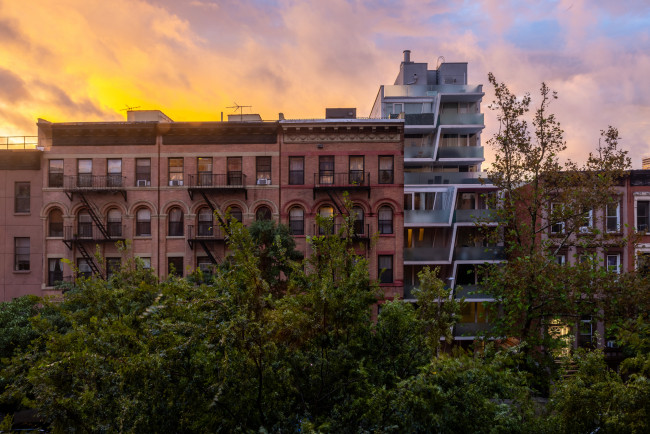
[352,206,364,235]
[318,205,334,235]
[107,209,122,237]
[289,207,304,235]
[256,206,272,221]
[378,206,393,234]
[228,206,242,223]
[78,210,92,238]
[198,208,213,236]
[48,208,63,237]
[168,207,184,236]
[136,208,151,236]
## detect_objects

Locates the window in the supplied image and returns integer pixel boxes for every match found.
[378,206,393,234]
[227,157,242,186]
[107,159,122,187]
[138,257,151,269]
[637,252,650,276]
[14,237,29,271]
[168,207,184,236]
[168,257,184,277]
[607,254,621,274]
[460,302,489,323]
[319,156,334,185]
[106,258,121,279]
[256,206,271,221]
[49,208,64,237]
[378,255,393,284]
[578,316,593,348]
[349,156,364,185]
[318,205,334,234]
[198,208,214,236]
[606,202,620,233]
[135,158,151,186]
[77,159,92,187]
[48,258,63,286]
[289,207,304,235]
[352,206,364,235]
[458,193,476,210]
[404,192,437,211]
[169,158,183,186]
[107,209,122,237]
[78,259,92,279]
[289,157,304,185]
[256,156,271,184]
[136,208,151,236]
[14,182,30,213]
[78,211,92,238]
[550,203,564,234]
[197,257,214,276]
[579,207,593,233]
[379,156,394,184]
[198,157,212,186]
[49,159,64,187]
[637,201,649,232]
[555,255,566,266]
[228,206,242,223]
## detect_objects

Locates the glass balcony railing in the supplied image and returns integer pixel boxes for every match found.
[404,113,435,126]
[383,84,482,98]
[453,209,498,223]
[405,209,452,225]
[404,171,490,185]
[404,247,451,262]
[454,246,506,261]
[454,322,493,337]
[453,285,493,300]
[437,146,484,159]
[439,113,484,126]
[405,146,435,159]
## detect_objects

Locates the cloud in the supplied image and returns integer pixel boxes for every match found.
[0,68,29,100]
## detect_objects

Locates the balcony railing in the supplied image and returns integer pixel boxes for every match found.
[404,113,435,126]
[405,146,435,159]
[404,171,490,185]
[454,246,506,261]
[437,146,484,160]
[404,209,453,225]
[403,247,451,263]
[383,84,483,98]
[454,209,498,223]
[63,225,125,242]
[312,223,370,239]
[187,224,226,241]
[454,322,493,337]
[187,173,247,188]
[313,172,370,189]
[453,285,493,300]
[64,175,127,191]
[0,136,38,150]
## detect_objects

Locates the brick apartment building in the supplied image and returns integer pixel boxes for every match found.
[0,111,404,301]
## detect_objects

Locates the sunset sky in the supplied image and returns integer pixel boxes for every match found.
[0,0,649,167]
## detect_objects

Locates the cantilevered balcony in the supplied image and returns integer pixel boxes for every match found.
[453,285,493,300]
[383,84,483,98]
[437,146,484,160]
[453,246,506,261]
[453,209,499,224]
[439,113,484,126]
[404,171,490,185]
[404,209,453,226]
[63,175,127,200]
[453,322,494,338]
[403,247,452,264]
[405,145,436,159]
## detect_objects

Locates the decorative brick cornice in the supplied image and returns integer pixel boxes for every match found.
[283,127,401,144]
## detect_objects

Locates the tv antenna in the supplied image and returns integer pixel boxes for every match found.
[121,104,141,112]
[227,102,252,121]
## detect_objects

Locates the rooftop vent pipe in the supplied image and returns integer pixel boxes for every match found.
[403,50,411,63]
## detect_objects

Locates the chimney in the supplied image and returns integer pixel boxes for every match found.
[403,50,411,63]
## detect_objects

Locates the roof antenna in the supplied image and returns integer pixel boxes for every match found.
[227,102,252,121]
[121,104,141,112]
[436,56,445,69]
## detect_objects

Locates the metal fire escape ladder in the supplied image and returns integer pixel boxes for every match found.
[75,241,103,277]
[198,241,219,265]
[78,192,111,240]
[326,190,349,217]
[195,190,230,235]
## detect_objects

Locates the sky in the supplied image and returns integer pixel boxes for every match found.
[0,0,649,168]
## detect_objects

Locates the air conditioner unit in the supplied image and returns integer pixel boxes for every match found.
[169,180,184,186]
[257,178,271,185]
[137,180,150,187]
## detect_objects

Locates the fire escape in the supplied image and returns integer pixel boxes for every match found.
[312,170,371,243]
[62,174,126,278]
[186,172,247,265]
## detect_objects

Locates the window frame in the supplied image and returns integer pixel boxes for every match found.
[227,157,243,186]
[636,200,649,233]
[14,237,30,271]
[378,155,394,184]
[48,258,64,286]
[348,156,364,185]
[319,156,334,185]
[550,203,565,234]
[135,158,151,186]
[378,206,393,235]
[289,207,304,235]
[48,159,64,188]
[168,256,184,277]
[378,255,394,284]
[168,157,184,186]
[606,254,621,274]
[48,208,64,237]
[255,206,272,221]
[168,207,184,237]
[107,209,122,238]
[289,156,304,185]
[14,182,30,213]
[256,156,272,184]
[606,201,621,233]
[107,158,122,187]
[77,159,93,187]
[135,208,152,237]
[197,157,213,186]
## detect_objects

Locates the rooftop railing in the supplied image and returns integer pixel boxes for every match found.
[0,136,38,150]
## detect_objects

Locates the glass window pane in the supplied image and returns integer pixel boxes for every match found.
[107,159,121,174]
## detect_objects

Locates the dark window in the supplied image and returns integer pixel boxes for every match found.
[228,206,242,223]
[379,156,394,184]
[378,206,393,234]
[77,159,92,187]
[48,258,63,286]
[106,258,121,279]
[198,157,212,186]
[135,158,151,186]
[49,159,64,187]
[352,206,364,235]
[256,206,271,221]
[168,257,184,277]
[169,158,183,186]
[107,159,122,187]
[197,257,214,276]
[107,209,122,237]
[606,202,620,233]
[289,157,304,185]
[378,255,393,284]
[15,182,30,213]
[78,259,92,279]
[227,157,242,186]
[550,203,564,234]
[136,208,151,236]
[15,237,30,271]
[318,206,334,235]
[349,156,364,184]
[49,208,64,237]
[256,156,271,184]
[198,208,213,236]
[637,201,649,232]
[78,211,92,238]
[289,207,304,235]
[168,207,184,236]
[319,156,334,185]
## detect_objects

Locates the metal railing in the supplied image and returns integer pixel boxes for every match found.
[187,173,247,188]
[64,224,126,241]
[64,175,127,190]
[0,136,38,150]
[187,224,225,240]
[313,172,370,188]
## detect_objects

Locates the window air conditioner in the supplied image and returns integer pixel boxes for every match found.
[169,180,183,186]
[137,180,150,187]
[257,179,271,185]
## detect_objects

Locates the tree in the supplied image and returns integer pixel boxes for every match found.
[481,74,631,362]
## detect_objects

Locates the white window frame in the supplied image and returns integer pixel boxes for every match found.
[579,208,593,233]
[550,203,564,234]
[606,254,621,274]
[606,202,620,233]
